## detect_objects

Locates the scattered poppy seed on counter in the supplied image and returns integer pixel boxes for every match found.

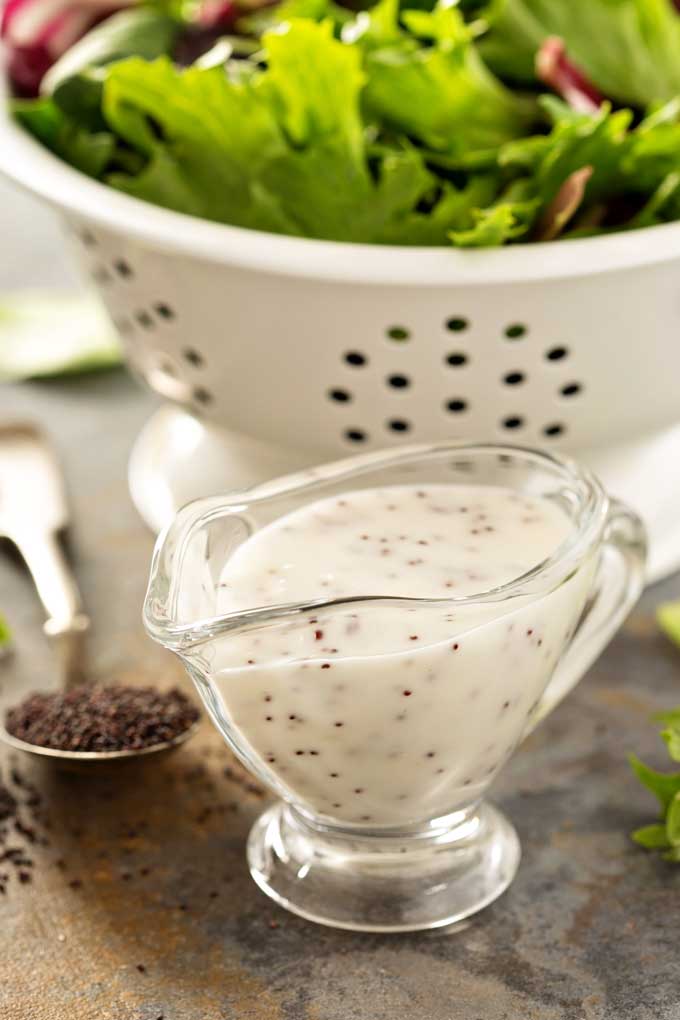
[0,783,16,824]
[4,685,200,752]
[0,766,50,891]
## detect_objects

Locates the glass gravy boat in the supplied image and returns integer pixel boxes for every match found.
[144,442,646,932]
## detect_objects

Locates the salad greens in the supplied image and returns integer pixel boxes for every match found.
[630,599,680,862]
[9,0,680,246]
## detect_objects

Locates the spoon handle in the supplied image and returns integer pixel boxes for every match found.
[12,528,90,687]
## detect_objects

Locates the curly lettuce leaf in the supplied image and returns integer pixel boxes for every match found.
[479,0,680,107]
[501,98,632,203]
[13,96,115,177]
[42,7,180,124]
[629,753,680,814]
[449,187,539,246]
[101,20,485,242]
[102,49,295,231]
[491,97,680,236]
[374,170,498,245]
[352,0,535,156]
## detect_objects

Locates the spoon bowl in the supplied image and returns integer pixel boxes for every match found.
[0,422,200,769]
[0,717,202,774]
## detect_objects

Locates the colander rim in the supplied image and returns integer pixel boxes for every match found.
[2,68,680,284]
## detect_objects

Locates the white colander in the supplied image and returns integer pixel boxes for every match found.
[1,73,678,579]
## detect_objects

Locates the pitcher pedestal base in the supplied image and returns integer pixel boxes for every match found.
[247,801,521,933]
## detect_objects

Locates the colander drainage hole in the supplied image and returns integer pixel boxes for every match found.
[154,302,175,320]
[546,346,569,361]
[503,371,525,386]
[504,323,527,340]
[446,317,469,333]
[193,387,212,405]
[329,388,352,403]
[135,311,154,329]
[387,373,411,389]
[345,429,367,443]
[182,348,204,368]
[543,423,565,438]
[113,258,133,279]
[388,419,411,433]
[387,326,410,341]
[502,416,524,430]
[446,399,468,414]
[345,351,367,367]
[560,382,582,397]
[446,353,468,367]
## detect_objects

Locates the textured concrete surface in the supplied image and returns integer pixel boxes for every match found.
[0,374,678,1020]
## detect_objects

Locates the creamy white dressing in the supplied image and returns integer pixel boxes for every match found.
[207,484,592,826]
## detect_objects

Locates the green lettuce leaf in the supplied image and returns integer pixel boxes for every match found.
[373,170,499,245]
[100,19,500,243]
[102,53,294,232]
[449,194,539,246]
[479,0,680,107]
[42,7,180,132]
[655,708,680,763]
[353,0,535,156]
[631,822,671,850]
[666,791,680,846]
[13,98,115,177]
[628,753,680,813]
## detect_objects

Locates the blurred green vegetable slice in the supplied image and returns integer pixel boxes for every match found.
[0,291,121,382]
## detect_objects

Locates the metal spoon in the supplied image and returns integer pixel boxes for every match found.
[0,423,198,770]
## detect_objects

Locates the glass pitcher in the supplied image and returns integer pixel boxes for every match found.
[143,442,646,932]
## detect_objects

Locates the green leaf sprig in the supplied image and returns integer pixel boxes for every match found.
[0,614,11,652]
[630,599,680,861]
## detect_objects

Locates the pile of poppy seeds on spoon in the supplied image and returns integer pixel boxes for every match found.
[4,685,200,752]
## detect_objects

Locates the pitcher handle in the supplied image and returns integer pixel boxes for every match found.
[525,499,647,736]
